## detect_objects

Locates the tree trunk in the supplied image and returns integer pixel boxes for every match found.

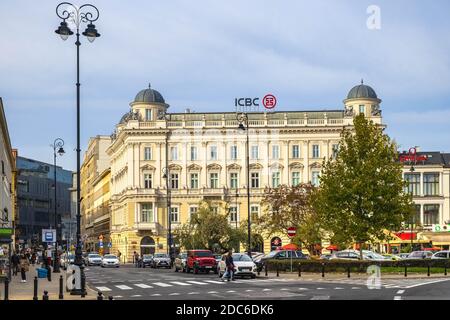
[359,242,364,260]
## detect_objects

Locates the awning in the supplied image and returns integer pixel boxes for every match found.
[282,243,299,250]
[395,232,417,241]
[326,245,338,250]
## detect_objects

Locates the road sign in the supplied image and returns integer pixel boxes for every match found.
[287,227,296,238]
[42,229,56,243]
[108,242,112,248]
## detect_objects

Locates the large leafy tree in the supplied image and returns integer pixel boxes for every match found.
[256,183,323,253]
[312,114,414,258]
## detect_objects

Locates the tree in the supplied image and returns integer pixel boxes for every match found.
[256,183,323,254]
[173,201,244,253]
[312,114,414,258]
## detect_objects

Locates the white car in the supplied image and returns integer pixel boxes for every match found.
[217,253,257,279]
[431,251,450,259]
[86,253,103,266]
[101,254,120,268]
[330,250,385,261]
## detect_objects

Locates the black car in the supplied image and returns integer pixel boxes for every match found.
[255,250,309,272]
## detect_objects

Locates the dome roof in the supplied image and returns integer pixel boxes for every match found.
[134,84,165,104]
[346,80,378,100]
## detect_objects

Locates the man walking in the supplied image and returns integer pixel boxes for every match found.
[11,251,20,276]
[221,250,235,282]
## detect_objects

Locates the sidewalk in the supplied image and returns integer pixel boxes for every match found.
[0,265,97,300]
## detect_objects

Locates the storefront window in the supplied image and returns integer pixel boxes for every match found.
[423,204,439,226]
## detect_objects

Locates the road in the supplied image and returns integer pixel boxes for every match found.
[84,265,450,300]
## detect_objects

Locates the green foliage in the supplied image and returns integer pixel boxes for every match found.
[312,114,414,256]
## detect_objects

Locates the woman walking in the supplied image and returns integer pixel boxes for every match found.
[19,254,30,283]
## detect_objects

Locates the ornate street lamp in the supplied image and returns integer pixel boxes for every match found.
[51,138,65,273]
[162,167,173,265]
[55,2,100,296]
[236,112,251,258]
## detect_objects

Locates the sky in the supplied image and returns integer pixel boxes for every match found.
[1,0,450,171]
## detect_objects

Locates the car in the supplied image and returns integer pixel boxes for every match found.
[213,254,222,266]
[60,253,75,270]
[186,250,217,274]
[320,254,332,260]
[141,254,153,267]
[217,253,257,279]
[431,250,450,259]
[330,250,385,261]
[256,250,309,272]
[174,253,188,272]
[397,253,411,259]
[101,254,120,268]
[382,254,403,261]
[251,253,265,262]
[406,251,433,259]
[152,253,172,269]
[86,253,103,266]
[82,252,89,265]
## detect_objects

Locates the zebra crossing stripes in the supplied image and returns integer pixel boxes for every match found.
[96,286,112,292]
[170,281,191,286]
[115,285,133,290]
[135,283,153,289]
[204,280,225,284]
[154,282,173,287]
[186,281,208,285]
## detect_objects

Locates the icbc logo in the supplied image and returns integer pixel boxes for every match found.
[234,93,277,112]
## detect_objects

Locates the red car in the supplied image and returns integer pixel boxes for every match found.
[186,250,217,274]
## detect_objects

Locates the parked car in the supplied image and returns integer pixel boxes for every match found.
[330,250,385,261]
[186,250,217,274]
[320,254,332,260]
[101,254,120,268]
[406,251,433,259]
[251,253,265,262]
[397,253,411,259]
[60,253,75,270]
[213,254,222,266]
[141,254,153,267]
[217,253,257,279]
[86,253,103,266]
[174,253,188,272]
[431,251,450,259]
[382,254,403,261]
[152,253,171,269]
[256,250,309,272]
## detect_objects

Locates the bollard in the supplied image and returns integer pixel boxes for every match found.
[33,276,38,301]
[81,270,86,298]
[59,275,64,299]
[97,291,104,300]
[276,264,279,277]
[404,265,407,277]
[108,295,114,301]
[321,263,325,278]
[347,266,351,278]
[445,263,447,276]
[4,278,9,300]
[298,264,301,277]
[43,290,49,300]
[265,264,268,277]
[427,264,430,277]
[47,266,52,282]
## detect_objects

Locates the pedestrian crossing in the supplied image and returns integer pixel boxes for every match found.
[314,277,450,289]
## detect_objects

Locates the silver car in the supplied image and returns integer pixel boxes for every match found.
[86,253,103,266]
[152,253,171,269]
[431,251,450,259]
[406,251,433,259]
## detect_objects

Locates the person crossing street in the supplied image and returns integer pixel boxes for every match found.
[221,250,235,282]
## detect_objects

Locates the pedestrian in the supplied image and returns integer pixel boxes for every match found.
[19,254,30,283]
[221,250,235,282]
[117,250,122,264]
[135,252,140,267]
[31,252,36,265]
[11,251,20,276]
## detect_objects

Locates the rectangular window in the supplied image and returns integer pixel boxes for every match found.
[272,172,280,188]
[210,146,218,160]
[251,172,260,188]
[251,205,259,222]
[190,146,197,160]
[312,171,320,187]
[272,145,280,159]
[404,173,420,196]
[210,173,219,188]
[359,105,365,114]
[251,146,259,159]
[144,173,152,189]
[170,146,178,160]
[170,207,179,223]
[189,206,198,220]
[141,203,153,223]
[229,207,238,223]
[292,172,301,186]
[190,173,199,189]
[332,144,339,159]
[423,204,439,226]
[424,173,439,196]
[230,145,238,160]
[144,147,152,160]
[230,172,238,189]
[211,207,219,214]
[312,145,320,158]
[145,109,152,121]
[408,204,421,225]
[292,145,300,158]
[170,173,179,189]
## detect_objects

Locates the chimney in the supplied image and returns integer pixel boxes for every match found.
[185,108,191,113]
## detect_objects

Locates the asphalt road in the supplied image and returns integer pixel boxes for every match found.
[84,265,450,300]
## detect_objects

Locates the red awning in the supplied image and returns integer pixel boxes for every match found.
[326,245,338,250]
[282,243,299,250]
[395,232,417,240]
[424,247,442,251]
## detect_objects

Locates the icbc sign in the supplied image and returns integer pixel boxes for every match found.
[234,93,277,112]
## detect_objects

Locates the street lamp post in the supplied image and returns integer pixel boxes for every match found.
[55,2,100,296]
[52,138,65,273]
[236,113,251,258]
[162,167,172,263]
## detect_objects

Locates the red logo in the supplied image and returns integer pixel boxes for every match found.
[262,94,277,109]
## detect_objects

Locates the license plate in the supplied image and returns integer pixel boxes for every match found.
[205,266,212,269]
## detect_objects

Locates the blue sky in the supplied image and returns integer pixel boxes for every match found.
[1,0,450,171]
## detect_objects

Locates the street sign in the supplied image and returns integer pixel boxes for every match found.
[108,242,112,248]
[287,227,296,238]
[42,229,56,243]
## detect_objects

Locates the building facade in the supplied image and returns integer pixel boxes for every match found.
[80,135,110,252]
[107,83,383,261]
[15,156,72,249]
